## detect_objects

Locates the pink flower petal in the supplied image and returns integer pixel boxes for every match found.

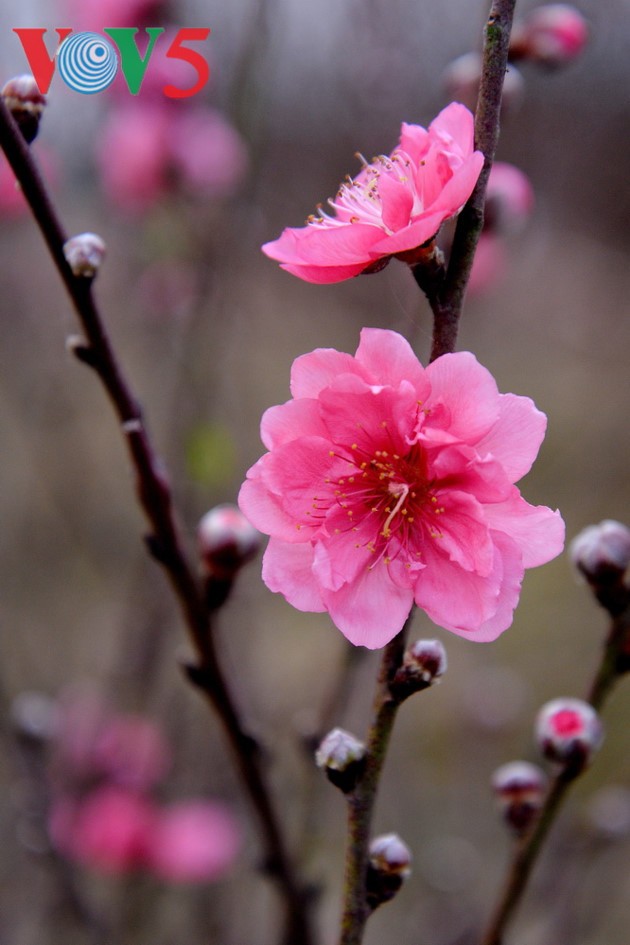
[429,101,476,154]
[323,562,414,648]
[290,348,368,399]
[261,399,328,450]
[262,538,325,611]
[262,223,383,266]
[482,493,565,568]
[425,352,500,442]
[354,327,430,396]
[378,172,414,232]
[476,393,547,481]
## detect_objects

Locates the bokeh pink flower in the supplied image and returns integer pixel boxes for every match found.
[47,689,241,882]
[262,103,484,284]
[239,328,564,648]
[95,101,248,213]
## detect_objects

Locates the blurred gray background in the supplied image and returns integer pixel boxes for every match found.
[1,1,629,943]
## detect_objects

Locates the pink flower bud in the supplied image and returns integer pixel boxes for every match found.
[315,727,366,792]
[63,233,107,278]
[510,5,589,67]
[484,162,535,235]
[442,53,525,115]
[366,833,412,910]
[535,698,603,772]
[146,801,241,883]
[491,760,547,834]
[1,74,46,143]
[197,503,261,580]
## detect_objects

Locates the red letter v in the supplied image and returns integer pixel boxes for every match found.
[13,28,73,94]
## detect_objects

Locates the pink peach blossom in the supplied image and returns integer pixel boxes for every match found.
[146,801,241,883]
[239,329,564,648]
[262,103,484,284]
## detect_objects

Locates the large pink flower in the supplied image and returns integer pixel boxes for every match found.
[262,103,484,284]
[238,329,564,648]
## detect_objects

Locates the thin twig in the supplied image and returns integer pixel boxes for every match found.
[420,0,517,362]
[337,613,413,945]
[480,599,630,945]
[0,97,313,945]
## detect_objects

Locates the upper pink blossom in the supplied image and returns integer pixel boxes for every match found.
[238,329,564,648]
[262,103,484,284]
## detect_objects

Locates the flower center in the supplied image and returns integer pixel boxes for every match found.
[305,151,420,234]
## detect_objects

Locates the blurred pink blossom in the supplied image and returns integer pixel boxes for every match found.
[239,328,564,648]
[467,233,508,296]
[53,688,170,790]
[262,103,484,284]
[49,787,157,873]
[62,0,164,32]
[484,162,534,235]
[147,801,241,882]
[96,102,248,212]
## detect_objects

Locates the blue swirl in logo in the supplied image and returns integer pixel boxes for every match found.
[57,32,118,94]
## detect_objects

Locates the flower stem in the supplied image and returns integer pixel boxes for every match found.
[425,0,517,362]
[0,97,313,945]
[480,599,630,945]
[338,614,412,945]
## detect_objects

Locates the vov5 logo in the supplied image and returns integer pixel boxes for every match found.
[13,27,211,98]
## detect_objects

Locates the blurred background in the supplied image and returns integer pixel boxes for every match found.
[1,0,629,943]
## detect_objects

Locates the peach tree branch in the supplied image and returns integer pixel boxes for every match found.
[0,95,313,945]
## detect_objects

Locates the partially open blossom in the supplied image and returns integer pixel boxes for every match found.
[510,5,589,67]
[535,697,603,771]
[262,103,484,284]
[146,801,241,883]
[238,328,564,648]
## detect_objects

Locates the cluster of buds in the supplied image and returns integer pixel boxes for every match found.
[197,503,261,609]
[366,833,413,910]
[1,74,46,143]
[390,638,448,702]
